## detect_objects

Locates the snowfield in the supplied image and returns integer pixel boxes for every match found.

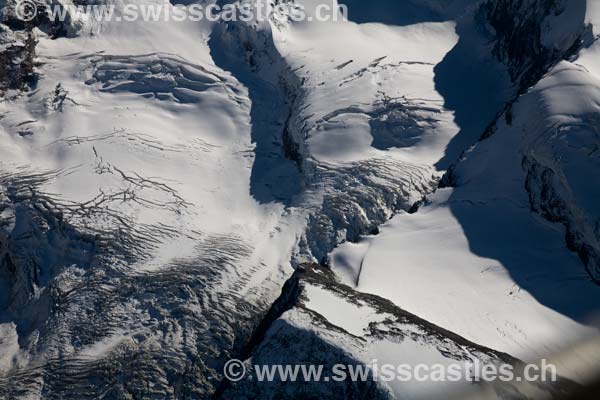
[0,0,599,398]
[329,0,600,384]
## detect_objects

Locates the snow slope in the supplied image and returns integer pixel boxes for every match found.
[255,0,518,263]
[0,0,599,398]
[331,0,600,383]
[0,1,305,397]
[219,265,577,400]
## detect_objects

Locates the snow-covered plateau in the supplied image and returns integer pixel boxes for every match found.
[0,0,599,399]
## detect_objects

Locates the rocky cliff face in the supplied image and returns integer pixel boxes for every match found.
[445,0,600,283]
[524,155,600,282]
[0,27,36,92]
[482,0,585,91]
[217,264,578,400]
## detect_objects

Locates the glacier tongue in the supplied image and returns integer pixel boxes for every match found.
[0,1,305,397]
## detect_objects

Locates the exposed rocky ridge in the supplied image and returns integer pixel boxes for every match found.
[0,25,37,91]
[0,0,597,398]
[451,0,586,144]
[524,156,600,283]
[0,0,87,92]
[1,0,82,37]
[439,0,600,283]
[218,264,580,399]
[482,0,586,91]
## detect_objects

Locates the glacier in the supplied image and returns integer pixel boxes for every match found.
[0,0,599,399]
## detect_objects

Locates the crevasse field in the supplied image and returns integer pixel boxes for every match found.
[1,0,600,399]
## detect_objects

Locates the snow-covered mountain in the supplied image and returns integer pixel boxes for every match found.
[0,0,599,399]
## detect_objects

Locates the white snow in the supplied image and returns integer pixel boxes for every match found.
[0,0,305,373]
[0,323,19,373]
[331,57,600,381]
[368,339,470,400]
[1,0,599,394]
[333,188,599,365]
[303,283,390,336]
[0,0,306,274]
[271,2,462,167]
[574,1,600,78]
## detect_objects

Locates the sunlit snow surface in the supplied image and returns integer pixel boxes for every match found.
[332,0,600,383]
[0,0,599,398]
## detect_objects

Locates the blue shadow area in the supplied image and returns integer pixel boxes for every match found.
[450,197,600,320]
[433,15,511,170]
[338,0,444,25]
[343,0,599,320]
[208,24,302,206]
[438,1,599,321]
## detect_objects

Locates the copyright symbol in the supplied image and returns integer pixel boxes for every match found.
[223,359,246,382]
[15,0,38,22]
